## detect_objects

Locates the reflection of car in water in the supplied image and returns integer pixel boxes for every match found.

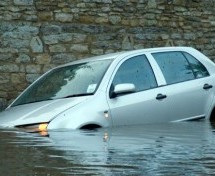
[45,123,214,172]
[1,47,215,132]
[1,123,213,175]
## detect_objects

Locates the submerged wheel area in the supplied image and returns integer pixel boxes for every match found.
[210,108,215,122]
[80,124,101,130]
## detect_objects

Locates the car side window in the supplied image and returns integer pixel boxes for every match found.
[183,52,209,78]
[152,51,195,84]
[112,55,157,92]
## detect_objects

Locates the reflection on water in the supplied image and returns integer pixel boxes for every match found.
[1,122,215,175]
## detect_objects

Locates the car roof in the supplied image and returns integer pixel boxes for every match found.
[60,46,194,67]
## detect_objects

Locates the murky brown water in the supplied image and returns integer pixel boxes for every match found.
[1,122,215,175]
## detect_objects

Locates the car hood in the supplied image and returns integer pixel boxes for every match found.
[0,97,88,127]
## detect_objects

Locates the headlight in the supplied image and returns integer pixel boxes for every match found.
[16,123,49,135]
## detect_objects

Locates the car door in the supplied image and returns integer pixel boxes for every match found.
[107,54,171,126]
[151,51,214,122]
[107,51,214,127]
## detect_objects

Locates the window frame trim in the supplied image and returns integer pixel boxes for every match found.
[107,53,160,98]
[181,51,210,78]
[151,51,211,86]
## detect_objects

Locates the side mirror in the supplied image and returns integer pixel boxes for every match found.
[110,83,136,98]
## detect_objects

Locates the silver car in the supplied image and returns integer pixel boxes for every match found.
[0,47,215,132]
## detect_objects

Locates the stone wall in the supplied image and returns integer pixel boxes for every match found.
[0,0,215,110]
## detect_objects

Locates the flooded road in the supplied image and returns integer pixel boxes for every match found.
[1,122,215,175]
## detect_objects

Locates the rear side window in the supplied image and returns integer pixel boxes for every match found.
[183,52,209,78]
[112,55,157,92]
[152,52,195,84]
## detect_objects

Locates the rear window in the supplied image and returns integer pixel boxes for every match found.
[152,51,195,84]
[183,52,209,78]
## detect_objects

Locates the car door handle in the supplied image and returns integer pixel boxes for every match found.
[203,84,213,90]
[156,94,167,100]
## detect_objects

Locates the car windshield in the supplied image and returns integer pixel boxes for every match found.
[11,59,112,107]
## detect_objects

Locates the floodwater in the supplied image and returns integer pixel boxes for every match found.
[1,122,215,176]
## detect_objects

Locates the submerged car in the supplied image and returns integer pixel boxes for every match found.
[1,47,215,132]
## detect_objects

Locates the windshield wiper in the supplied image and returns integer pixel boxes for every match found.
[12,94,93,107]
[62,93,94,99]
[11,98,55,107]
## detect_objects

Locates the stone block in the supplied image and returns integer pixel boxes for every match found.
[16,54,31,63]
[147,0,157,8]
[55,13,73,22]
[52,53,76,64]
[72,33,87,43]
[38,12,53,21]
[0,64,19,72]
[30,36,44,53]
[0,74,10,84]
[43,33,73,44]
[95,17,109,23]
[49,44,66,53]
[26,65,41,73]
[0,54,13,61]
[35,54,51,64]
[26,74,41,83]
[109,15,121,25]
[14,0,33,6]
[122,35,134,50]
[79,16,95,23]
[91,49,104,55]
[41,25,62,35]
[70,44,89,53]
[11,73,25,84]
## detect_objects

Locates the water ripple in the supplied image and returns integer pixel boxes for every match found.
[1,122,215,175]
